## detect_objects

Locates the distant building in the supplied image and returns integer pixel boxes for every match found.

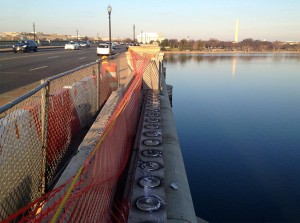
[284,41,298,45]
[137,32,164,44]
[0,31,102,42]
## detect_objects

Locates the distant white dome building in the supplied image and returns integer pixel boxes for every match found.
[137,32,164,44]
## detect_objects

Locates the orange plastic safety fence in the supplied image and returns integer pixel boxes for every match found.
[128,49,153,77]
[1,50,150,223]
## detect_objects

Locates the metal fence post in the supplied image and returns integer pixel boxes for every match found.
[40,79,50,195]
[158,60,162,94]
[96,60,101,110]
[117,54,120,87]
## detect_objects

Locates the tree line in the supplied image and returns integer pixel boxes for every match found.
[159,38,300,52]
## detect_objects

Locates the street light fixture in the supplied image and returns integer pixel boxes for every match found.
[107,4,112,54]
[141,30,143,44]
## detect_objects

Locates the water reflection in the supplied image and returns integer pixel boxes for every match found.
[165,55,300,222]
[164,53,300,65]
[232,56,237,79]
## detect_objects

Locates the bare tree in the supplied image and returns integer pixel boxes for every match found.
[179,39,188,51]
[169,39,179,48]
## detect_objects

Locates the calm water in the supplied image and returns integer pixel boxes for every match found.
[164,54,300,223]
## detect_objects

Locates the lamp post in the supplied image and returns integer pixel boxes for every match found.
[107,5,112,54]
[133,24,135,44]
[33,22,36,41]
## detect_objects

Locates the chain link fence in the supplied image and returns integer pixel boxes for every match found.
[0,54,123,221]
[0,48,156,222]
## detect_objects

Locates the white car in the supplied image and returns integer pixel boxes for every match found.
[65,41,80,50]
[97,43,114,56]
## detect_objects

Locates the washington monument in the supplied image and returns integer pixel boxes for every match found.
[235,18,239,42]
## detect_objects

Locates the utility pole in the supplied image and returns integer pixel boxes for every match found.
[33,22,36,41]
[76,29,78,41]
[133,24,135,43]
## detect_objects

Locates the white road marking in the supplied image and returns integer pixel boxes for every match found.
[28,66,48,71]
[78,52,86,55]
[0,50,66,61]
[78,57,87,60]
[48,56,59,59]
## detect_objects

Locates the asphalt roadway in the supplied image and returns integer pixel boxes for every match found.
[0,45,127,106]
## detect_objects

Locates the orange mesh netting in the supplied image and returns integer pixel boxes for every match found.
[1,50,151,223]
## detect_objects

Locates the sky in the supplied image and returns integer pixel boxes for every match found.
[1,0,300,42]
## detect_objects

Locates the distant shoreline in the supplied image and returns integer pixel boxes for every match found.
[163,50,300,54]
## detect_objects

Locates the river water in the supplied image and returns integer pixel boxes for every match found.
[164,53,300,223]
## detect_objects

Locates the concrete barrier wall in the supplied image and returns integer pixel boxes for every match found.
[63,76,97,129]
[54,76,133,188]
[0,108,43,219]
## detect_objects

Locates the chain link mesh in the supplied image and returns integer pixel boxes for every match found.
[46,64,99,186]
[1,49,155,222]
[0,91,43,221]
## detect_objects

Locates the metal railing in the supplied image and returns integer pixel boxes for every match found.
[0,53,126,221]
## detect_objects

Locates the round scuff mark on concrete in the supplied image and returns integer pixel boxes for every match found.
[143,139,160,146]
[144,124,160,129]
[146,112,160,117]
[144,130,161,137]
[140,161,161,171]
[136,196,163,212]
[142,149,162,157]
[139,176,161,188]
[145,118,160,123]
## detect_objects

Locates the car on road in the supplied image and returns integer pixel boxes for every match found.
[79,41,90,48]
[65,41,80,50]
[105,42,116,49]
[97,43,114,56]
[12,40,38,53]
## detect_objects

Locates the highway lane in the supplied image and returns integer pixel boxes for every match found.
[0,46,127,106]
[0,46,126,94]
[1,47,95,94]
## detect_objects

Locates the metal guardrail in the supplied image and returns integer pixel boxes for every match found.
[0,54,119,114]
[0,83,47,113]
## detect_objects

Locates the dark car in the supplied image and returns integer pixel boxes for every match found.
[12,40,38,53]
[79,41,90,48]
